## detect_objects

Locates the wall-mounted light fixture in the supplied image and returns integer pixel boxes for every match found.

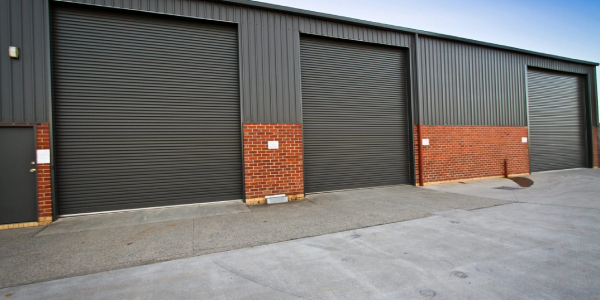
[8,46,19,59]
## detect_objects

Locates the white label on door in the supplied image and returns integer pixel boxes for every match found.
[37,149,50,164]
[422,139,429,146]
[268,141,279,149]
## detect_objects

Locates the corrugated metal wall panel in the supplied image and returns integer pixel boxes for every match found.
[55,0,413,124]
[527,69,587,172]
[298,17,412,47]
[52,4,243,214]
[300,36,410,193]
[417,36,598,126]
[0,0,49,123]
[1,0,597,126]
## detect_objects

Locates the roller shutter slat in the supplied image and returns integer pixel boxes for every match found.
[300,36,410,193]
[52,5,242,215]
[527,69,586,172]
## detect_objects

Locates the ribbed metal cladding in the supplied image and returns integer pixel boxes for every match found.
[300,36,410,193]
[527,69,586,172]
[52,4,243,214]
[3,0,598,125]
[0,0,50,123]
[416,36,598,126]
[55,0,414,124]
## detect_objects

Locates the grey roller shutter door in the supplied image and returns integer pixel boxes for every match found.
[52,5,243,215]
[300,36,410,193]
[527,69,586,172]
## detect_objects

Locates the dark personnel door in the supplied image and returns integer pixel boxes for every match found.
[0,127,38,224]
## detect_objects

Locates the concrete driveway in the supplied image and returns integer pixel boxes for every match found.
[1,169,599,299]
[0,183,507,289]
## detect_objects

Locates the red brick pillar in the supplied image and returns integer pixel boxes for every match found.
[36,123,52,225]
[243,124,304,204]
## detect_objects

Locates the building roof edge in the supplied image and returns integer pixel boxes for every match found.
[219,0,599,66]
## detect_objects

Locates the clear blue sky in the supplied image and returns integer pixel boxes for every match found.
[260,0,600,117]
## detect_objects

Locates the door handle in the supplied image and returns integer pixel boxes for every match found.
[30,169,37,173]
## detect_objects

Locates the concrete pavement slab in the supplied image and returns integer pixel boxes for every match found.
[0,185,509,289]
[425,168,600,209]
[191,187,510,256]
[2,200,598,299]
[36,200,249,236]
[1,169,598,299]
[1,219,195,289]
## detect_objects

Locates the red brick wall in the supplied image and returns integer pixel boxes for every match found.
[243,124,304,203]
[594,126,598,168]
[0,123,52,224]
[36,124,52,222]
[414,125,530,184]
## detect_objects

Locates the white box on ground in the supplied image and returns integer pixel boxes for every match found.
[422,139,429,146]
[268,141,279,149]
[265,194,288,204]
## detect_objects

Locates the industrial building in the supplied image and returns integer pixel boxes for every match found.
[0,0,598,228]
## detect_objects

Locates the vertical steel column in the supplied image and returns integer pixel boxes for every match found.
[45,0,58,220]
[591,67,600,167]
[524,65,532,174]
[414,34,424,186]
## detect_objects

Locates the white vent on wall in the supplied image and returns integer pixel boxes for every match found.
[265,194,288,204]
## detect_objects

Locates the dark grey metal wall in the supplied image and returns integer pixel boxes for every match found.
[52,4,243,214]
[417,36,598,126]
[301,36,410,193]
[53,0,413,124]
[0,0,597,127]
[527,69,587,172]
[0,0,50,123]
